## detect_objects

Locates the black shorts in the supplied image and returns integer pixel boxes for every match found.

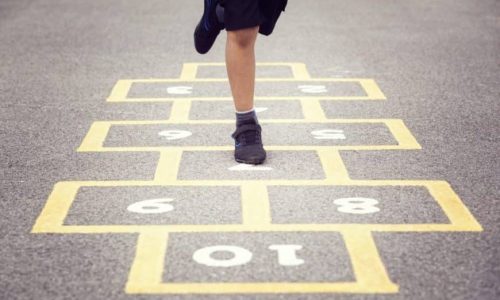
[219,0,288,35]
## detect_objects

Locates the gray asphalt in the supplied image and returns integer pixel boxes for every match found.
[1,0,499,299]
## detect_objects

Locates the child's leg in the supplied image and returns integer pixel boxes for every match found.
[225,26,266,165]
[225,26,259,112]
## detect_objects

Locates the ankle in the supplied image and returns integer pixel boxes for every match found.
[236,108,258,126]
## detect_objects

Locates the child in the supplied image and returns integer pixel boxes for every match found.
[194,0,288,165]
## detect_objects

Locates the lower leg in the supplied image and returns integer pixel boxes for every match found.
[225,26,259,112]
[226,26,266,164]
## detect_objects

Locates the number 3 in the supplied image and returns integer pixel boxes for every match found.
[333,197,380,214]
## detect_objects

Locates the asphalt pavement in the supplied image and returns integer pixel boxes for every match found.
[0,0,499,299]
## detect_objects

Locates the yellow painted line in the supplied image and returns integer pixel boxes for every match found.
[289,62,311,79]
[169,100,192,122]
[241,184,271,225]
[38,179,470,188]
[358,79,386,100]
[78,145,416,153]
[317,149,351,183]
[183,62,226,67]
[77,122,111,152]
[31,182,80,233]
[426,181,483,231]
[342,229,398,292]
[165,179,339,187]
[86,118,407,125]
[107,78,384,83]
[126,232,168,293]
[385,119,422,150]
[109,96,385,103]
[179,63,199,80]
[51,179,455,187]
[189,62,308,67]
[128,282,388,294]
[107,80,133,102]
[154,149,183,183]
[300,99,327,120]
[179,62,311,80]
[35,223,484,235]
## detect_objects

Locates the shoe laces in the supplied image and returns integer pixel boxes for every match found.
[231,124,262,146]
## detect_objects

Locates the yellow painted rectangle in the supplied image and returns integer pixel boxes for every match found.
[106,79,385,103]
[32,179,482,234]
[77,119,418,153]
[125,230,398,294]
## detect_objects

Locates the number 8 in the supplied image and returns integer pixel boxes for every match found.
[333,197,380,214]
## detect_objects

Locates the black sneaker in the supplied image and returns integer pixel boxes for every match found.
[194,0,224,54]
[231,123,267,165]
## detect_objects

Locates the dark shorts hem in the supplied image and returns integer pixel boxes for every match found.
[220,0,287,35]
[225,21,262,32]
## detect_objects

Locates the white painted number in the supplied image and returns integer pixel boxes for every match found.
[311,129,346,140]
[193,245,253,267]
[127,198,174,214]
[298,85,327,94]
[268,244,305,266]
[255,107,268,113]
[193,244,305,267]
[228,164,273,171]
[158,130,192,140]
[167,86,193,95]
[333,197,380,214]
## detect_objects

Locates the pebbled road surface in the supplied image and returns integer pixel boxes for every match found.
[0,0,499,299]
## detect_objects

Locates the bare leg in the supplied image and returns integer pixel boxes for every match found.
[226,26,266,165]
[225,26,259,112]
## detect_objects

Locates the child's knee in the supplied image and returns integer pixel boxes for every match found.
[228,26,259,48]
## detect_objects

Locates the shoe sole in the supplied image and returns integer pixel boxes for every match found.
[235,156,266,165]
